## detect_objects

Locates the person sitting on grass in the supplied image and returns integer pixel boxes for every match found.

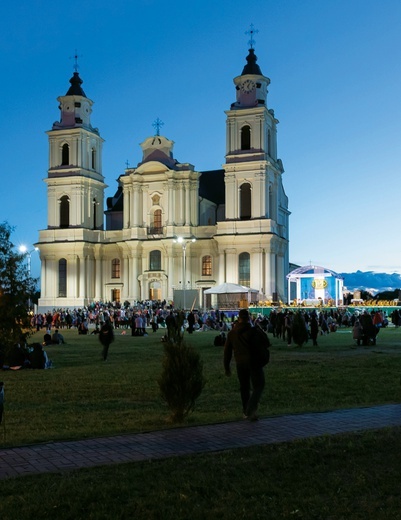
[52,329,66,345]
[43,333,52,346]
[29,342,52,369]
[4,343,30,369]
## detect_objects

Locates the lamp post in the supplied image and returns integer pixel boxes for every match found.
[19,245,39,310]
[174,236,196,310]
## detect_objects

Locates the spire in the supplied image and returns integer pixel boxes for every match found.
[242,24,263,76]
[66,71,86,97]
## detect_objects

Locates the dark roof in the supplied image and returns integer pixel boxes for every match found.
[199,169,225,205]
[66,72,86,97]
[241,48,262,76]
[105,186,123,212]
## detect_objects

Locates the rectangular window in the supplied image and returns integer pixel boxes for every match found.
[202,255,212,276]
[112,259,121,278]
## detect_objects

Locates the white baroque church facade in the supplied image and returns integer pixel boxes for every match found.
[37,45,290,311]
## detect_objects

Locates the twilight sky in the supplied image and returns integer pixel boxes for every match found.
[1,0,400,280]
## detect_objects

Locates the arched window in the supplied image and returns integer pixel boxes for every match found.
[59,195,70,228]
[91,147,96,169]
[61,144,69,165]
[267,129,271,156]
[240,183,251,220]
[241,125,251,150]
[202,255,212,276]
[149,250,161,271]
[239,252,250,287]
[58,258,67,297]
[111,258,121,279]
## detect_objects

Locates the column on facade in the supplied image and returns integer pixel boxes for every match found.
[132,185,140,226]
[87,256,94,301]
[76,186,84,227]
[49,257,57,301]
[217,250,226,283]
[178,182,184,225]
[67,254,78,298]
[191,180,199,226]
[94,257,102,301]
[48,187,57,227]
[166,253,175,301]
[102,258,109,301]
[79,255,87,299]
[123,256,129,301]
[227,175,237,220]
[225,248,237,283]
[167,180,174,225]
[264,251,274,300]
[130,255,139,301]
[276,254,285,302]
[41,257,47,298]
[123,188,130,228]
[251,247,263,295]
[255,171,266,218]
[185,180,191,225]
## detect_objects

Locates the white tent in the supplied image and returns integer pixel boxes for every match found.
[204,283,258,294]
[204,283,259,309]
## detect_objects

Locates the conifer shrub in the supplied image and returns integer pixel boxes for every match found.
[158,333,206,423]
[292,311,309,347]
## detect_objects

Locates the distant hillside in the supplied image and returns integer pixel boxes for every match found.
[341,271,401,295]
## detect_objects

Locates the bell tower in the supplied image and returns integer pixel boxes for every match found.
[215,29,290,301]
[45,67,106,230]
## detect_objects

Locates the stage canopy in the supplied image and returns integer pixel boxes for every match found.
[287,265,344,306]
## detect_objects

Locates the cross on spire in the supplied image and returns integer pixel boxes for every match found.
[70,49,82,72]
[125,160,130,169]
[245,24,259,49]
[152,118,164,136]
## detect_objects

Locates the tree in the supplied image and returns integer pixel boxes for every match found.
[158,326,206,423]
[0,222,37,351]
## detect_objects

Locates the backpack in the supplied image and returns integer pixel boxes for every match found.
[250,325,271,367]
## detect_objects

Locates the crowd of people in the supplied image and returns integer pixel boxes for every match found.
[1,300,396,371]
[27,301,396,348]
[29,301,236,337]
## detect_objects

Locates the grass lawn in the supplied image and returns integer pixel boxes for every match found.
[1,324,401,518]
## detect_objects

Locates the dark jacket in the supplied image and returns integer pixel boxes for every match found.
[29,344,46,369]
[224,321,253,370]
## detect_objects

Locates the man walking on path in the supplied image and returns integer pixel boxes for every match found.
[224,309,266,421]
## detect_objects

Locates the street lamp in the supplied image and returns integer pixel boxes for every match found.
[19,245,39,310]
[19,245,39,277]
[174,236,196,310]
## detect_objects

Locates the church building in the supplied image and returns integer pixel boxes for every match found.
[37,43,290,311]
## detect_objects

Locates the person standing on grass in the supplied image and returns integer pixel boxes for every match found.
[310,313,319,346]
[224,309,266,421]
[99,320,114,361]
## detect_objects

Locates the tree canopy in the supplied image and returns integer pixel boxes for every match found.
[0,222,37,350]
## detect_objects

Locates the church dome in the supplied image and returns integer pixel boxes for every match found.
[241,48,263,76]
[66,72,86,97]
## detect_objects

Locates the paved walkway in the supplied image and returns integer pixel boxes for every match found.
[1,404,400,481]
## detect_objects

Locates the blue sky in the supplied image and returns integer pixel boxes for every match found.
[1,0,400,280]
